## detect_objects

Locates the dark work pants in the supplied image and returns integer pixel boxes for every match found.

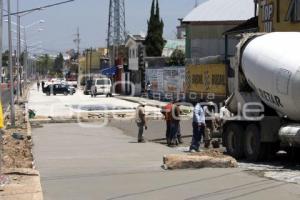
[170,121,179,144]
[137,122,145,141]
[166,121,171,143]
[190,122,205,151]
[177,122,181,139]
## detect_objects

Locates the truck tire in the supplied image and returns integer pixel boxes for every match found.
[224,123,244,159]
[244,124,264,161]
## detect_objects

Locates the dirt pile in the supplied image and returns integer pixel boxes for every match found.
[163,149,238,170]
[2,102,33,169]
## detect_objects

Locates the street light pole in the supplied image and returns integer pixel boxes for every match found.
[7,0,15,126]
[18,15,22,97]
[0,0,3,99]
[23,27,28,84]
[16,0,21,100]
[0,0,3,179]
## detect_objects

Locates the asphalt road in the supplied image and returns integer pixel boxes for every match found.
[32,123,300,200]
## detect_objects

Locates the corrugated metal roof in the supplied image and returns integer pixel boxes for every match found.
[183,0,255,22]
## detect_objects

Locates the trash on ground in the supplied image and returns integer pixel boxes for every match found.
[12,133,24,140]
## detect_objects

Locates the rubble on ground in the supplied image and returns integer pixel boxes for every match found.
[163,149,238,170]
[0,86,42,199]
[2,104,33,169]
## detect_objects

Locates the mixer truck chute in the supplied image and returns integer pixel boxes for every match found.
[223,32,300,161]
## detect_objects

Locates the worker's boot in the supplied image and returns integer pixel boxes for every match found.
[204,140,211,148]
[177,137,183,144]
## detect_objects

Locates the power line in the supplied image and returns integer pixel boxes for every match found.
[4,0,75,17]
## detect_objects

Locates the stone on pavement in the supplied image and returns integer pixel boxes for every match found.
[163,150,238,169]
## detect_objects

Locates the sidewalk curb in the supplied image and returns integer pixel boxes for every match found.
[27,117,44,200]
[115,96,165,108]
[24,84,44,200]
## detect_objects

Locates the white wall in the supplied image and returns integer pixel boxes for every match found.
[128,44,139,71]
[190,38,238,58]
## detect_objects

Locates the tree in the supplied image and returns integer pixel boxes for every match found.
[36,54,54,75]
[144,0,165,57]
[53,53,64,73]
[167,49,185,66]
[2,50,9,67]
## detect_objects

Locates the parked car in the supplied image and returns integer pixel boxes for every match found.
[91,78,112,97]
[42,83,75,96]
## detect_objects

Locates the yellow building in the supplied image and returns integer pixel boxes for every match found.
[78,48,109,85]
[259,0,300,32]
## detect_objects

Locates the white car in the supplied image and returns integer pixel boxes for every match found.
[91,78,112,97]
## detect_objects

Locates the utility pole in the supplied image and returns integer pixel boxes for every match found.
[73,27,80,84]
[194,0,198,7]
[85,49,88,77]
[7,0,15,126]
[73,27,80,57]
[89,47,92,79]
[16,0,21,101]
[0,0,3,99]
[0,0,3,179]
[23,27,28,84]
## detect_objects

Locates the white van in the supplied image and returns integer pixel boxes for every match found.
[91,77,112,97]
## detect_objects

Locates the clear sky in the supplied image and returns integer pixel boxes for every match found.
[3,0,204,55]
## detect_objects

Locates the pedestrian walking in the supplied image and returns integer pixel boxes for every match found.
[146,81,152,99]
[91,84,97,98]
[37,80,40,92]
[161,102,173,145]
[190,100,206,152]
[136,103,147,143]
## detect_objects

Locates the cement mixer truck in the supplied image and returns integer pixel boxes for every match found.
[223,32,300,161]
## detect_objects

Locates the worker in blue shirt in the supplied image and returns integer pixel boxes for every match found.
[190,101,206,152]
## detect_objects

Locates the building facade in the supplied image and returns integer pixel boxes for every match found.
[125,35,145,96]
[78,48,108,85]
[183,0,255,59]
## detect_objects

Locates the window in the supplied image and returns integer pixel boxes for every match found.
[286,0,300,22]
[96,79,110,85]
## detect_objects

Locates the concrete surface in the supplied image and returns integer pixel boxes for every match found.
[32,123,300,200]
[28,85,161,118]
[109,119,193,142]
[116,95,168,108]
[0,173,43,200]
